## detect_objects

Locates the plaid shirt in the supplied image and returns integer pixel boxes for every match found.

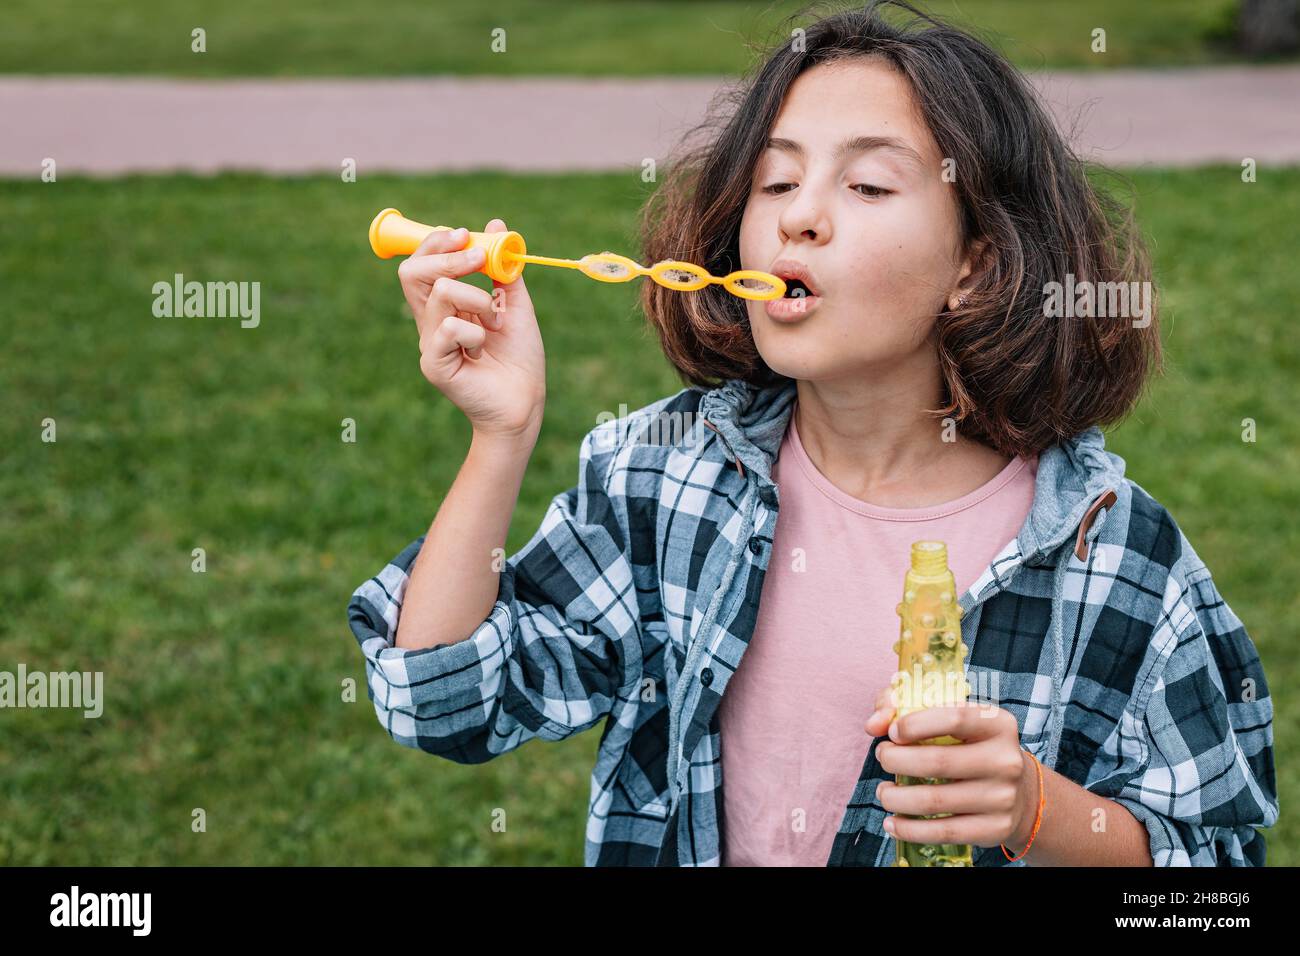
[349,377,1278,866]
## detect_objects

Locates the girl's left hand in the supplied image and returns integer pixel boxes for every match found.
[865,699,1037,850]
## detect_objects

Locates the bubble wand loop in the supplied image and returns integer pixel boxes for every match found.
[368,208,788,301]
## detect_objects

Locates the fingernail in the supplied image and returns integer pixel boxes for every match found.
[468,248,485,263]
[889,721,901,741]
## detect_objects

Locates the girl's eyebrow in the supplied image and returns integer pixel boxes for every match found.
[764,134,926,170]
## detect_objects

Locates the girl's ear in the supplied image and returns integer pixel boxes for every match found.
[949,237,990,310]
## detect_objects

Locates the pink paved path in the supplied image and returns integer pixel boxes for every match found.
[2,66,1298,176]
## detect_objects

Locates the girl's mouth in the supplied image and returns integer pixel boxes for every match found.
[764,287,822,322]
[763,258,824,321]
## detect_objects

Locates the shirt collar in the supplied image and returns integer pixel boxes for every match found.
[696,376,1126,563]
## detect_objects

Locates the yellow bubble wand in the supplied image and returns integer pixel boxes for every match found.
[368,208,787,301]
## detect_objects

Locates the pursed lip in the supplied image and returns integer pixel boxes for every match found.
[768,258,823,298]
[764,294,820,321]
[764,257,823,321]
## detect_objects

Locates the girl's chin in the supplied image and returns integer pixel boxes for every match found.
[757,332,913,383]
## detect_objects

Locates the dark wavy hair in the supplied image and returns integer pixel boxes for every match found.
[637,0,1163,458]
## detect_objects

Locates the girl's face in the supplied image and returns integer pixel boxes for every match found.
[739,57,973,382]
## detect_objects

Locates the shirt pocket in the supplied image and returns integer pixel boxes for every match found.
[620,772,671,822]
[615,697,673,821]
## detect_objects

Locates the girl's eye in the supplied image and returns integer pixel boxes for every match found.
[761,182,891,197]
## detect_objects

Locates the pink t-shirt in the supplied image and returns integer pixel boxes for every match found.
[717,406,1038,866]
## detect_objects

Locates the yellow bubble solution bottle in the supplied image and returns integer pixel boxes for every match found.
[890,541,974,867]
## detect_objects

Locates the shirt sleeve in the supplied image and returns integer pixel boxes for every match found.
[346,428,640,763]
[1087,566,1278,865]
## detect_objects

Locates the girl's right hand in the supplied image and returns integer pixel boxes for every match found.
[398,218,546,443]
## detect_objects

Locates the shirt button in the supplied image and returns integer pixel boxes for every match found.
[748,536,763,555]
[759,485,777,507]
[700,667,713,687]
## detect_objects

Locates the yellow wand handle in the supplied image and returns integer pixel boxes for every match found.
[367,207,527,284]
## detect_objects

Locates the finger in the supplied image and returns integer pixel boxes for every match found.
[427,315,488,369]
[481,217,536,310]
[423,276,498,332]
[877,778,1014,817]
[891,702,1007,745]
[886,708,945,745]
[399,245,488,289]
[864,705,896,737]
[482,218,522,307]
[876,737,1006,781]
[865,684,899,729]
[412,225,470,258]
[884,811,1006,848]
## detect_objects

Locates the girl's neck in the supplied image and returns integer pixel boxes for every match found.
[792,374,1014,510]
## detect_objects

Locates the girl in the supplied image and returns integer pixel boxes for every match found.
[350,0,1277,866]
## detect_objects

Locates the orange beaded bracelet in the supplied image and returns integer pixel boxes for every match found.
[1001,749,1044,862]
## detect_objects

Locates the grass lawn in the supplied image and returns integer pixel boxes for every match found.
[0,0,1274,76]
[0,167,1295,865]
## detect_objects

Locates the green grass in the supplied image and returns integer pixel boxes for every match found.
[0,167,1296,865]
[0,0,1278,76]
